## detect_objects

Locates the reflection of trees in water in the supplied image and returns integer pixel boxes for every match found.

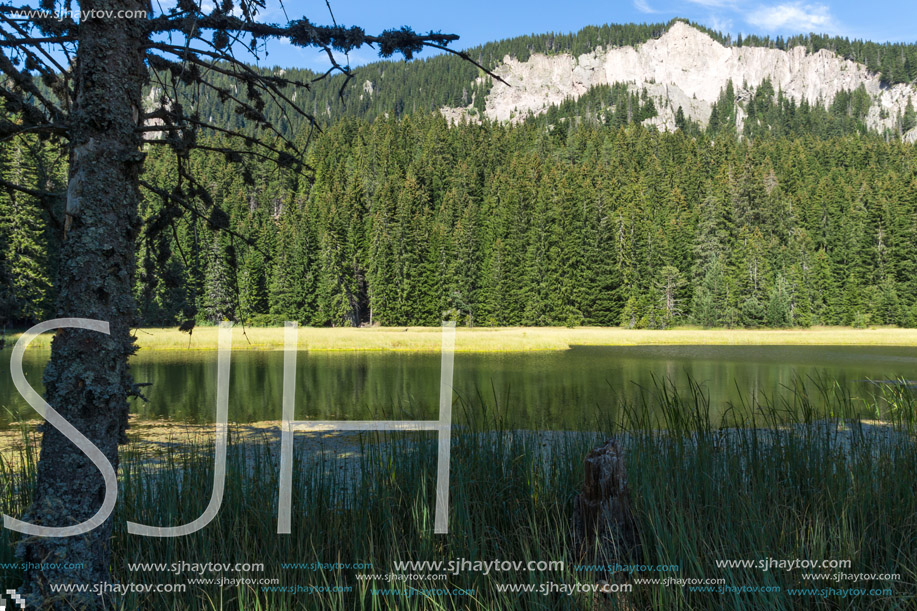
[2,347,913,427]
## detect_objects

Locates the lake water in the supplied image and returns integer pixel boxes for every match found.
[2,345,916,429]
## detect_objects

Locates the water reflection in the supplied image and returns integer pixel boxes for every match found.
[1,345,915,429]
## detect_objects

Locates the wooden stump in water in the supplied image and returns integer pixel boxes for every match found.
[573,439,639,567]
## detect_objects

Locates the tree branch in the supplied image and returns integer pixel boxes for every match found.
[0,177,64,229]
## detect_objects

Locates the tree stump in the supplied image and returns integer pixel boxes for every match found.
[573,439,639,570]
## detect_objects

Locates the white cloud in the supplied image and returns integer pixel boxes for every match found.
[746,2,837,33]
[709,15,735,33]
[687,0,739,8]
[634,0,658,13]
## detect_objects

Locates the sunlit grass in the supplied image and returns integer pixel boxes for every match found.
[10,325,917,352]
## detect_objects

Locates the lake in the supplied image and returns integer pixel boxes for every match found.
[2,345,916,429]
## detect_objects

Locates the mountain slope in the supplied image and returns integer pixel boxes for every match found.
[456,22,917,141]
[152,19,917,141]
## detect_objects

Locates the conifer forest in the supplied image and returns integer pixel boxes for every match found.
[3,19,917,330]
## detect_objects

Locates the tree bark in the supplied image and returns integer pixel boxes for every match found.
[572,440,639,572]
[17,2,147,607]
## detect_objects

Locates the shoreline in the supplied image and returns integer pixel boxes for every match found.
[3,417,912,470]
[6,325,917,352]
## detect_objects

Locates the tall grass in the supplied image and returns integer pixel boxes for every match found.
[620,377,917,609]
[1,379,915,609]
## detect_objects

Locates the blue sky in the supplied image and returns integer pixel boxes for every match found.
[247,0,917,70]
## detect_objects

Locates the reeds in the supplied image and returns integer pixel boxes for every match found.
[0,378,914,609]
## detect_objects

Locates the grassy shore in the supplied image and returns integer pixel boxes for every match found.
[1,381,915,609]
[9,325,917,352]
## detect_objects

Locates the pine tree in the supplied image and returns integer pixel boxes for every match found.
[903,98,917,133]
[202,237,236,323]
[656,265,686,327]
[446,189,479,325]
[766,274,793,327]
[0,139,53,324]
[238,249,269,322]
[269,206,317,324]
[872,275,903,325]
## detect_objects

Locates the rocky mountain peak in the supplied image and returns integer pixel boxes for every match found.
[447,22,917,141]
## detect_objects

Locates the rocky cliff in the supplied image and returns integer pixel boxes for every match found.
[446,22,917,141]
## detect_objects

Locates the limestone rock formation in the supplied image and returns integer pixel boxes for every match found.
[445,22,917,138]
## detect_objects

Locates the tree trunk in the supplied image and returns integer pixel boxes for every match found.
[18,3,147,607]
[572,440,639,574]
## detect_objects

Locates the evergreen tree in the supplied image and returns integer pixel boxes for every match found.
[656,265,686,327]
[0,139,53,324]
[903,98,917,133]
[202,237,237,323]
